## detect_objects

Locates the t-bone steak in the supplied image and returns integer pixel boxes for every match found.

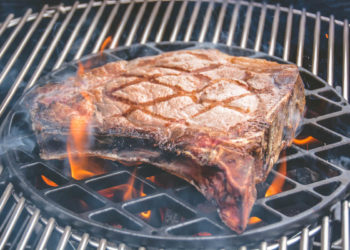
[25,49,305,233]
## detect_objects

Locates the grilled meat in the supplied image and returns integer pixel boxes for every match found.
[26,49,305,233]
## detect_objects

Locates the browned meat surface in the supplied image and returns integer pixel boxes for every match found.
[26,49,305,233]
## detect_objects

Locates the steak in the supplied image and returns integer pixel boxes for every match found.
[25,49,305,233]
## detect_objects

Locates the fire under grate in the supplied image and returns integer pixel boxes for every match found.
[1,42,350,248]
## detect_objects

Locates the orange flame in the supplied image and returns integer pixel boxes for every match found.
[77,58,93,78]
[67,91,106,180]
[41,175,58,187]
[249,216,262,224]
[123,171,137,201]
[77,62,85,77]
[325,33,329,39]
[293,136,318,145]
[265,152,287,197]
[100,36,112,53]
[139,182,151,219]
[293,136,320,150]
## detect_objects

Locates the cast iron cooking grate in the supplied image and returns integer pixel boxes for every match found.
[1,42,350,248]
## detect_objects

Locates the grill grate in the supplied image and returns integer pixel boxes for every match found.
[0,0,349,249]
[2,42,350,249]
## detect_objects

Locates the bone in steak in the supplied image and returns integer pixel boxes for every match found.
[25,49,305,233]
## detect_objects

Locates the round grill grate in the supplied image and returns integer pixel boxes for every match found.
[1,42,350,248]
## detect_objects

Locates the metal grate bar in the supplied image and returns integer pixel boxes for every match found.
[140,0,161,44]
[260,241,267,250]
[54,1,93,69]
[26,3,78,90]
[300,228,309,250]
[0,184,13,213]
[321,216,330,250]
[343,19,349,100]
[279,236,287,250]
[119,243,127,250]
[155,0,175,43]
[75,0,107,59]
[283,6,293,61]
[184,0,200,42]
[342,201,349,250]
[36,218,55,250]
[126,0,148,46]
[226,1,240,45]
[0,197,25,249]
[212,0,227,44]
[0,5,48,87]
[296,9,306,66]
[0,14,14,37]
[92,2,120,53]
[254,3,266,51]
[0,9,32,60]
[0,7,60,118]
[198,0,214,43]
[312,12,321,75]
[97,238,107,250]
[110,0,135,49]
[240,3,253,48]
[268,4,280,55]
[327,15,335,86]
[170,0,188,42]
[77,233,90,250]
[16,209,40,250]
[57,226,71,250]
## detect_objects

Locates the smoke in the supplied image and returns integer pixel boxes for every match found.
[0,108,36,156]
[0,134,35,156]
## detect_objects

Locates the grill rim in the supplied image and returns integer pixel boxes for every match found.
[2,41,350,249]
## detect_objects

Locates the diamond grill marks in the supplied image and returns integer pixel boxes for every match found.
[112,81,174,104]
[99,49,283,131]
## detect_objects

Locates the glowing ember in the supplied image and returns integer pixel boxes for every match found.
[195,232,212,236]
[79,199,89,209]
[249,216,262,224]
[265,152,287,197]
[146,176,156,183]
[41,175,58,187]
[98,184,137,200]
[100,36,112,52]
[140,210,151,220]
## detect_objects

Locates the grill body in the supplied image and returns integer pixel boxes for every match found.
[0,1,349,249]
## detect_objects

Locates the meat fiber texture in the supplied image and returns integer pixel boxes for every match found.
[25,49,305,233]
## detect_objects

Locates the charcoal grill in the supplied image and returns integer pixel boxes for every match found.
[0,1,349,249]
